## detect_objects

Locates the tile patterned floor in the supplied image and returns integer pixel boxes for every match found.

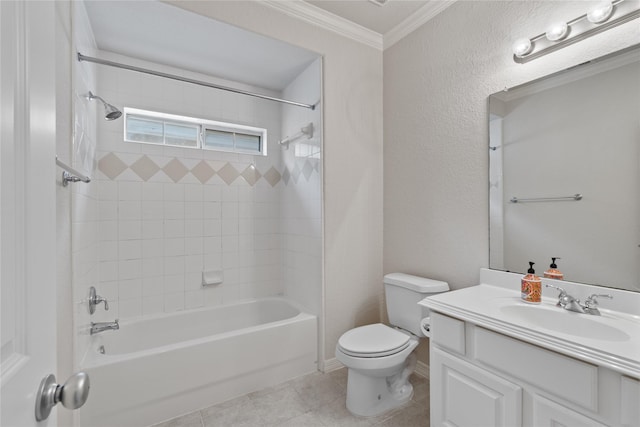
[151,369,430,427]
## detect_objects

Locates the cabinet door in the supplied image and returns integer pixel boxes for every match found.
[532,394,606,427]
[431,347,522,427]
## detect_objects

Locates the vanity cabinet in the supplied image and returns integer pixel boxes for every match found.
[429,311,639,427]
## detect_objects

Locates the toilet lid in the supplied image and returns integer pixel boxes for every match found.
[337,323,411,358]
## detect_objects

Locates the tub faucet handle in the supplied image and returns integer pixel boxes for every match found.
[88,286,109,314]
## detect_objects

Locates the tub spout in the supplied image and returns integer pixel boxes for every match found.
[90,319,119,335]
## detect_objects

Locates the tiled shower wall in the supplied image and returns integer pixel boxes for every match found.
[91,52,321,321]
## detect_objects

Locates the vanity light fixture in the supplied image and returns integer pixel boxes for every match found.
[513,0,640,63]
[587,1,615,23]
[545,21,569,41]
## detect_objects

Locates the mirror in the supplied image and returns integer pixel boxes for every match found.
[489,45,640,293]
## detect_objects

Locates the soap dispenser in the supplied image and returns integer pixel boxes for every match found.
[544,257,564,280]
[521,262,541,304]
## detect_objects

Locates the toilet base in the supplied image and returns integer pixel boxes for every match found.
[345,368,414,417]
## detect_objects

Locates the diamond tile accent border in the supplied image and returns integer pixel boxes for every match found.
[96,152,320,187]
[263,167,281,187]
[191,160,216,184]
[130,155,160,181]
[241,165,262,186]
[217,163,240,185]
[163,158,190,183]
[98,152,128,180]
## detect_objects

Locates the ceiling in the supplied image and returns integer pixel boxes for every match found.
[306,0,430,35]
[84,1,449,91]
[84,1,320,91]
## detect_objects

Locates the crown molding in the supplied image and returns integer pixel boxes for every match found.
[261,0,455,51]
[261,0,383,50]
[384,1,456,49]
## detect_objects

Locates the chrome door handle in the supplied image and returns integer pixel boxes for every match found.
[35,372,90,421]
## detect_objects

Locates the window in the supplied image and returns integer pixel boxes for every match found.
[124,108,267,155]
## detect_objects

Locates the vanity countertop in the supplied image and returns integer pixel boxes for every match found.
[419,271,640,379]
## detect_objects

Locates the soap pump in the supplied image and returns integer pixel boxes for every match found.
[544,257,564,280]
[521,261,541,304]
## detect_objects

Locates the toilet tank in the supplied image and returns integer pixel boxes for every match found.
[384,273,449,337]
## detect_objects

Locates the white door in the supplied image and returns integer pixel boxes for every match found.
[1,1,58,426]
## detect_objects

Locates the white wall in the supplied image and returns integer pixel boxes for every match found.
[383,0,640,289]
[168,1,384,363]
[384,0,639,365]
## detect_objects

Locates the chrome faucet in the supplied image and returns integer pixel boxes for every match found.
[545,284,585,313]
[90,319,119,335]
[545,285,613,315]
[582,294,613,316]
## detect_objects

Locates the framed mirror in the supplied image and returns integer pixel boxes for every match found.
[489,45,640,293]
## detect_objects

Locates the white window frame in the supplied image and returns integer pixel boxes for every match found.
[123,107,267,156]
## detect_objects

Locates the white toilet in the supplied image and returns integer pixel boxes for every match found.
[335,273,449,417]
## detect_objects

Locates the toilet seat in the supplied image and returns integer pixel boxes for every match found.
[337,323,410,358]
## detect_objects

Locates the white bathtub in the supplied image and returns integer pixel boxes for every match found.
[79,298,317,427]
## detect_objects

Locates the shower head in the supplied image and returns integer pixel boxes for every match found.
[87,91,122,121]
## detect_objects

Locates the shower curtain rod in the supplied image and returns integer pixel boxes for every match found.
[77,52,315,110]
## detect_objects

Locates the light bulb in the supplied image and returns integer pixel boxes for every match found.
[587,1,613,23]
[512,38,533,57]
[545,21,569,41]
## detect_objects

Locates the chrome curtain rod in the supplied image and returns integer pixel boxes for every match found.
[77,52,315,110]
[56,156,91,187]
[510,194,583,203]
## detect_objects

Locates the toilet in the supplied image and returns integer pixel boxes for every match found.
[335,273,449,417]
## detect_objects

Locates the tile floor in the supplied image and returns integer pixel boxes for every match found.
[152,368,430,427]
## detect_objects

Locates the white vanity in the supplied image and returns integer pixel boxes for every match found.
[419,269,640,427]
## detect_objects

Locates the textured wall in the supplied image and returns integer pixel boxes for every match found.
[383,0,640,289]
[384,0,639,363]
[169,1,384,364]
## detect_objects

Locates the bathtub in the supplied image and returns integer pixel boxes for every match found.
[79,298,317,427]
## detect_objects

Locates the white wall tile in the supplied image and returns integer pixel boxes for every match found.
[164,220,185,238]
[142,220,163,239]
[164,256,185,276]
[142,295,164,316]
[185,290,204,309]
[142,238,164,259]
[163,274,185,294]
[119,298,142,319]
[164,201,184,220]
[142,182,164,201]
[119,259,141,280]
[164,238,185,257]
[118,181,142,201]
[119,220,142,240]
[142,200,164,220]
[164,292,184,312]
[118,278,142,300]
[185,255,203,273]
[118,240,141,260]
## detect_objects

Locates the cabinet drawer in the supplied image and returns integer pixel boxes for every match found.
[473,327,598,411]
[431,312,465,355]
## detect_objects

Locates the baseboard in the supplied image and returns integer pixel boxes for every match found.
[414,360,430,379]
[322,357,344,373]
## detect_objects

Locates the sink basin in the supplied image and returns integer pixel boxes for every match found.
[500,304,631,342]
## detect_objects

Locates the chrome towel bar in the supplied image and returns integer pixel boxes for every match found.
[56,157,91,187]
[510,194,582,203]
